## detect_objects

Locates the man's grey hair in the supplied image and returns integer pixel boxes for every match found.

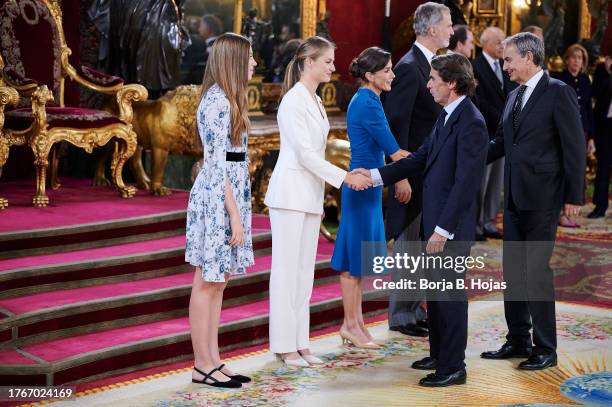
[413,2,450,37]
[502,32,545,67]
[480,27,505,45]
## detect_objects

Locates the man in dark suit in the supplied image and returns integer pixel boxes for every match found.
[382,1,454,338]
[588,57,611,219]
[447,24,474,59]
[481,33,586,370]
[361,53,489,386]
[180,14,223,85]
[473,27,517,241]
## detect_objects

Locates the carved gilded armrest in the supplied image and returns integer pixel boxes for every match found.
[60,48,148,125]
[2,67,38,96]
[0,86,19,130]
[0,86,19,210]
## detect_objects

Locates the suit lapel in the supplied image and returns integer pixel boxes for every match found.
[478,56,504,99]
[515,73,548,134]
[298,82,328,142]
[411,46,431,82]
[426,98,469,171]
[503,88,518,140]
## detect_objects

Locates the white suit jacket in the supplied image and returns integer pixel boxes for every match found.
[264,82,347,215]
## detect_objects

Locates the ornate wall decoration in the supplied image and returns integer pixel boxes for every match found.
[470,0,506,46]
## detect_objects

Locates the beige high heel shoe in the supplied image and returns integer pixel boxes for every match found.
[275,353,310,367]
[339,327,381,349]
[298,351,325,365]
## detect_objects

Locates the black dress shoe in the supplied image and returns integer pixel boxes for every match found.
[390,323,428,337]
[412,356,437,370]
[518,353,557,370]
[475,234,487,242]
[484,231,503,239]
[419,369,466,387]
[587,207,606,219]
[481,343,532,359]
[416,319,428,329]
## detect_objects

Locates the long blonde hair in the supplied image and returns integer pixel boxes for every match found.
[281,36,336,97]
[201,33,251,146]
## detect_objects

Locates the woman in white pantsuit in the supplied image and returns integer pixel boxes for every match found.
[265,36,372,367]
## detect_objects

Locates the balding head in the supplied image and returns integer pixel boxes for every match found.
[480,27,505,59]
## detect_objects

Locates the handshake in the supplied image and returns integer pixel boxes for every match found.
[344,168,412,204]
[345,168,373,191]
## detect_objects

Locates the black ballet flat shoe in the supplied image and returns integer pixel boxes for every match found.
[419,369,466,387]
[481,343,532,359]
[518,353,557,370]
[192,366,242,388]
[218,363,251,383]
[411,356,438,370]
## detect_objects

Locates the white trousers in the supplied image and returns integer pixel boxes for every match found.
[268,208,321,353]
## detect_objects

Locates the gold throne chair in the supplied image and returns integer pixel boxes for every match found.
[0,0,147,207]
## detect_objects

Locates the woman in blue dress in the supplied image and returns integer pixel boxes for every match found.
[331,47,411,348]
[185,33,257,388]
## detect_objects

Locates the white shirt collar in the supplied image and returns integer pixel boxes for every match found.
[482,51,498,70]
[443,95,466,123]
[523,68,544,90]
[414,41,436,65]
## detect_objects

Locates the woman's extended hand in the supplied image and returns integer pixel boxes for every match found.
[390,149,411,161]
[345,170,373,191]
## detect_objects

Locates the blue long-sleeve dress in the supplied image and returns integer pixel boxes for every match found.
[331,88,400,277]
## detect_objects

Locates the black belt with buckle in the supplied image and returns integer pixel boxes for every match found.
[226,152,246,162]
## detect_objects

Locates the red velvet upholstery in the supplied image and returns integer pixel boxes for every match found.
[5,107,125,131]
[78,65,123,87]
[2,67,37,87]
[0,0,62,105]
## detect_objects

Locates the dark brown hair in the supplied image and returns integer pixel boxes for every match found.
[430,53,476,96]
[349,47,392,82]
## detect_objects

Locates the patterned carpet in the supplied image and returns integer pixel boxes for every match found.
[48,302,611,407]
[36,206,610,407]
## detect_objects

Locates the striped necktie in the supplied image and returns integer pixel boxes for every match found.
[512,85,527,131]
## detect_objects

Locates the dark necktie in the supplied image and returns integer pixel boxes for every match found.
[512,85,527,131]
[432,109,448,145]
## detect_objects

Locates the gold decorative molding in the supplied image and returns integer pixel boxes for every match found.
[302,0,318,38]
[0,86,19,210]
[578,0,591,40]
[234,0,243,33]
[247,75,264,116]
[318,0,327,20]
[469,0,507,43]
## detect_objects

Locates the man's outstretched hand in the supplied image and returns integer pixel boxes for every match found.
[345,169,372,191]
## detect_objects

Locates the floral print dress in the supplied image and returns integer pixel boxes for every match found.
[185,84,254,282]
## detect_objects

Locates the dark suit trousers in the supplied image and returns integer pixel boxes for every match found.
[593,119,611,210]
[426,244,469,375]
[503,190,560,355]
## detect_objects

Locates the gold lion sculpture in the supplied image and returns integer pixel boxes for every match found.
[94,85,203,195]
